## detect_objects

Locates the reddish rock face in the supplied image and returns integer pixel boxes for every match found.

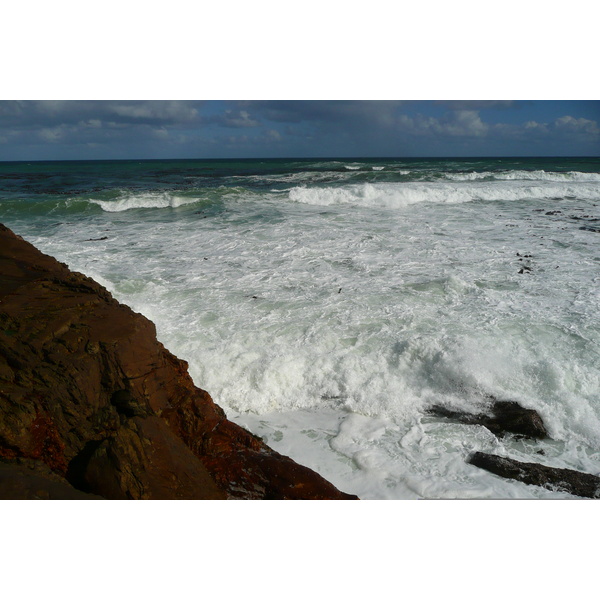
[0,224,358,500]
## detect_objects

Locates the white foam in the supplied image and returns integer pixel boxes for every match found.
[229,407,585,499]
[22,177,600,499]
[444,170,600,182]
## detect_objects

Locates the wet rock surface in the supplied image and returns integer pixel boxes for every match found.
[429,398,548,439]
[468,451,600,499]
[0,224,358,500]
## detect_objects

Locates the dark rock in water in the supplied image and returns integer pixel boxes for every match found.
[85,236,108,242]
[429,398,548,439]
[487,400,547,438]
[579,226,600,233]
[0,224,357,500]
[468,451,600,498]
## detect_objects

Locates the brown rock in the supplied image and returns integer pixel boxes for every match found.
[82,416,226,499]
[0,224,358,500]
[0,458,102,500]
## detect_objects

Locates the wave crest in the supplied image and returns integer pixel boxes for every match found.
[288,181,600,208]
[90,191,200,212]
[444,170,600,182]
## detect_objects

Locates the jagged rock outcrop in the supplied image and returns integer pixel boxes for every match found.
[0,224,358,500]
[430,398,548,439]
[468,451,600,498]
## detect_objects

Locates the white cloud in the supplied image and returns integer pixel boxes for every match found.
[153,128,169,139]
[441,110,489,137]
[397,110,489,138]
[39,126,66,142]
[221,110,260,128]
[523,120,549,133]
[554,115,599,135]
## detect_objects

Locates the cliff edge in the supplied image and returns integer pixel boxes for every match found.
[0,224,358,499]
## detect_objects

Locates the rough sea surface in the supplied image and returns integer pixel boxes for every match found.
[1,156,599,498]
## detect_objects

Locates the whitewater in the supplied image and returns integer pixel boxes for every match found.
[1,157,599,498]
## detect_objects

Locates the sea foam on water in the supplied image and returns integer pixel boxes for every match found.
[3,157,599,498]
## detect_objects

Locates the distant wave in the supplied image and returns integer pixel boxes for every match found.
[239,171,351,184]
[288,180,600,208]
[444,170,600,182]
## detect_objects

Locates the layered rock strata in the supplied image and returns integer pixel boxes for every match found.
[0,224,358,500]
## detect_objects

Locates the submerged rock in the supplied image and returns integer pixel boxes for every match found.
[430,398,548,439]
[0,224,358,500]
[468,451,600,498]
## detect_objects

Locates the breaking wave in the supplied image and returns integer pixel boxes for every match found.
[444,170,600,182]
[89,191,201,212]
[288,180,600,208]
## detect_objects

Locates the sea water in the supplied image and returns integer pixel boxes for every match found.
[1,157,599,499]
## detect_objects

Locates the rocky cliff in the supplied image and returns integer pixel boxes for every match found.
[0,224,358,499]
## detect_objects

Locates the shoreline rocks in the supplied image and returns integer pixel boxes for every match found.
[0,224,358,500]
[468,451,600,498]
[430,397,600,498]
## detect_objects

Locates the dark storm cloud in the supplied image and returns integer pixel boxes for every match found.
[0,101,210,160]
[0,100,205,128]
[236,100,406,126]
[434,100,522,110]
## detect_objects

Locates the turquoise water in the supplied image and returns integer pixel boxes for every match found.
[1,156,599,498]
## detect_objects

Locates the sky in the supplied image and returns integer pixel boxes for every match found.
[0,100,598,161]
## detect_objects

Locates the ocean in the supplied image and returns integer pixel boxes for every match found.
[1,156,599,499]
